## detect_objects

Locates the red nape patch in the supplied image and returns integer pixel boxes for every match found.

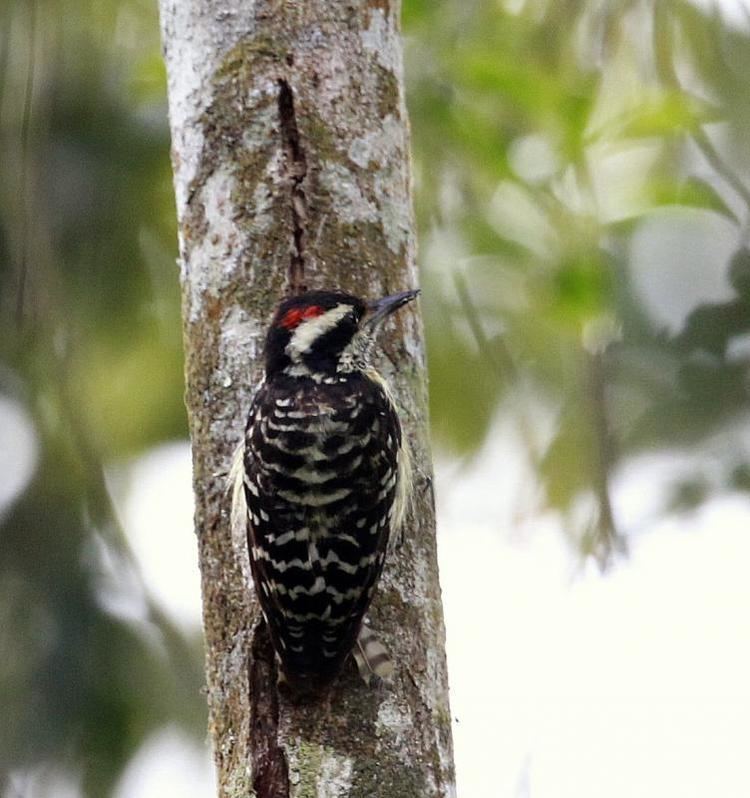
[279,305,325,330]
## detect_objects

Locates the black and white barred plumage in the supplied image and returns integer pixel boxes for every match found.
[231,289,417,690]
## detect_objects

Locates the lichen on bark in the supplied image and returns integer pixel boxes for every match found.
[158,1,455,796]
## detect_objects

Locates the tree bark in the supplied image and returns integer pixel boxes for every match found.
[158,2,455,796]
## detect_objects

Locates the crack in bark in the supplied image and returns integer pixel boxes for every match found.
[278,78,308,295]
[249,623,290,798]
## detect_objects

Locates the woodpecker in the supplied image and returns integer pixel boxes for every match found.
[231,288,418,691]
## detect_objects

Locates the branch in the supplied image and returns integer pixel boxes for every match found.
[158,1,455,795]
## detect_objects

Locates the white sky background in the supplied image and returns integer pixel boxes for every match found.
[439,432,750,798]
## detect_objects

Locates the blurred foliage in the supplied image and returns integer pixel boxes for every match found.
[404,0,750,557]
[0,1,200,796]
[2,0,750,794]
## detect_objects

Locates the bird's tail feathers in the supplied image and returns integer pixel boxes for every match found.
[353,624,393,685]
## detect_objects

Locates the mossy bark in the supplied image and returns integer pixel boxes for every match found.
[158,1,454,795]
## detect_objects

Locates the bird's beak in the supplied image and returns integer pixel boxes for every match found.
[364,289,420,331]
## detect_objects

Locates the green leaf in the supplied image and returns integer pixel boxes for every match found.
[674,176,738,222]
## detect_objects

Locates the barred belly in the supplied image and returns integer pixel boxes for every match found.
[242,373,402,684]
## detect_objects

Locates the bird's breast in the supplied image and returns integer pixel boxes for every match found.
[241,375,403,682]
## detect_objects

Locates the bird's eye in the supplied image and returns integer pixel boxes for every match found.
[279,305,324,329]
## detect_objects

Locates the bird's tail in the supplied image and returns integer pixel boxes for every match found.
[353,624,393,685]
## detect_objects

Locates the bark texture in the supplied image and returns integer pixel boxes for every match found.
[158,1,455,795]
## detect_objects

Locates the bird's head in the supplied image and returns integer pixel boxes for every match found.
[264,288,419,378]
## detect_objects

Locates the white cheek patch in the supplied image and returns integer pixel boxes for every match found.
[285,304,352,361]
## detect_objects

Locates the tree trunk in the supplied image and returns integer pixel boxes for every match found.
[158,1,455,795]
